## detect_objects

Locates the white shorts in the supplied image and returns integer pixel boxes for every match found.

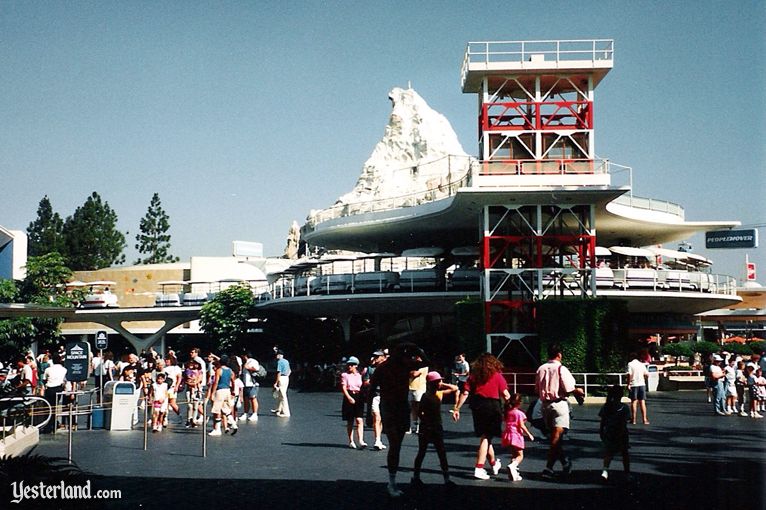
[409,389,425,402]
[542,399,570,430]
[211,389,232,414]
[371,395,381,414]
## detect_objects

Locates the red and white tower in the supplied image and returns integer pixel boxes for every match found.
[461,40,617,364]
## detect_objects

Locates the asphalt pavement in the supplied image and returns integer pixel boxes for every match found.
[14,390,766,509]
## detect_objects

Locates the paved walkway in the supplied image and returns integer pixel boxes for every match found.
[17,391,766,509]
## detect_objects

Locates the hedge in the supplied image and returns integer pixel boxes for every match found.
[536,298,630,373]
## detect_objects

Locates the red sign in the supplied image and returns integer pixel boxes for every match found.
[747,262,756,281]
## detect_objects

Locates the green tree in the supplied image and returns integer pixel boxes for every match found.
[134,193,179,265]
[62,192,126,270]
[0,253,74,359]
[26,195,65,257]
[199,284,254,352]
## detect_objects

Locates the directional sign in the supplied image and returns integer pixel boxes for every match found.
[95,330,108,350]
[65,341,91,382]
[705,229,758,249]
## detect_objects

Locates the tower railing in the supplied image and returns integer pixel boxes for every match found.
[461,39,614,88]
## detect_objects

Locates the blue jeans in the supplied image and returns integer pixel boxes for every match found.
[712,380,726,413]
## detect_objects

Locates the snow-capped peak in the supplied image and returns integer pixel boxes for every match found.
[307,87,474,225]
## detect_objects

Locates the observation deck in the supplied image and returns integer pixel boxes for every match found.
[461,39,614,92]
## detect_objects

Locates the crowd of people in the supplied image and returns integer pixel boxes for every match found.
[704,351,766,418]
[2,341,764,497]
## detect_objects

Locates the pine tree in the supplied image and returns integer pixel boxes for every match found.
[26,196,64,257]
[62,192,126,270]
[134,193,179,265]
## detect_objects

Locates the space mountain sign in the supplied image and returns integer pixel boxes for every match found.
[705,229,758,249]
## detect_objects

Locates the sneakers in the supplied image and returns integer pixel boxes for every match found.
[740,410,748,417]
[508,464,522,481]
[373,441,387,450]
[411,477,425,489]
[491,460,502,476]
[541,467,556,480]
[208,428,222,436]
[386,484,403,498]
[358,442,368,449]
[715,410,727,416]
[349,441,357,449]
[238,414,248,422]
[601,469,609,481]
[248,414,258,422]
[276,412,290,418]
[752,412,764,419]
[562,458,573,475]
[473,467,490,480]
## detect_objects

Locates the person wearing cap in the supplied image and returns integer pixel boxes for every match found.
[272,350,291,417]
[341,356,367,448]
[363,350,388,450]
[411,371,458,488]
[709,354,727,416]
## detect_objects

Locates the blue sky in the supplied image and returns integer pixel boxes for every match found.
[1,1,763,282]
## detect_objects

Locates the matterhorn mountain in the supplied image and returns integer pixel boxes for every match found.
[307,87,475,226]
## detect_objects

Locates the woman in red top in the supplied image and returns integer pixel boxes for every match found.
[451,353,511,480]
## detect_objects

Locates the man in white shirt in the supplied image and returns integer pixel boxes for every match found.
[42,355,68,433]
[627,352,650,425]
[239,352,260,422]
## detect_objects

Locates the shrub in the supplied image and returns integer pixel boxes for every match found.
[537,298,630,373]
[749,341,765,354]
[691,341,720,355]
[663,342,694,360]
[722,343,753,356]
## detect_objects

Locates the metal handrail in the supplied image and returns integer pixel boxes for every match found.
[304,155,475,230]
[462,39,614,88]
[0,395,52,434]
[503,371,628,396]
[611,193,685,219]
[267,267,738,298]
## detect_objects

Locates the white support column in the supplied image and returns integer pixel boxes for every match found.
[588,76,595,158]
[481,79,490,161]
[535,76,542,159]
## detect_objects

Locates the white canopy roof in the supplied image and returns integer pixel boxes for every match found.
[608,246,654,258]
[594,246,612,256]
[648,247,690,260]
[451,246,480,257]
[86,280,117,286]
[401,247,444,258]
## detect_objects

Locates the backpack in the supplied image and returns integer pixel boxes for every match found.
[255,364,267,380]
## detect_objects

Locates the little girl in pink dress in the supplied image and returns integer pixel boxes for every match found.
[501,393,535,481]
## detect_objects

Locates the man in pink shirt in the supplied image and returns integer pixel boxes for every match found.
[535,343,585,479]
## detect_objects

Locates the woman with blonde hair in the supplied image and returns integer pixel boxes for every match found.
[452,353,510,480]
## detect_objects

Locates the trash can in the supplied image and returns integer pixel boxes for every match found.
[103,381,138,431]
[647,365,659,392]
[91,405,104,429]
